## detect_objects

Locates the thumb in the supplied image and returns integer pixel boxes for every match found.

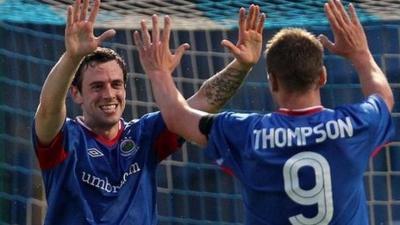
[318,34,334,53]
[174,43,190,60]
[221,39,241,56]
[97,29,116,44]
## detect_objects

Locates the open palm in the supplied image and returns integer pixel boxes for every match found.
[65,0,115,58]
[319,1,369,61]
[222,5,265,68]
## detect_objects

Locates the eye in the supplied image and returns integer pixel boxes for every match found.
[112,80,125,89]
[91,83,103,91]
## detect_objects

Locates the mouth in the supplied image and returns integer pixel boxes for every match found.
[99,104,118,113]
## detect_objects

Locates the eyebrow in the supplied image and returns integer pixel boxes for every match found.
[89,79,124,86]
[111,79,124,84]
[89,81,104,87]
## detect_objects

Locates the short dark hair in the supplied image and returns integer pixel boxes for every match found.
[265,28,324,92]
[72,47,128,92]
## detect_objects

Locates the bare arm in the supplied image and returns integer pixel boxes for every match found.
[134,15,207,145]
[134,6,265,145]
[319,0,393,111]
[148,70,208,146]
[186,5,265,113]
[35,0,115,145]
[187,60,252,113]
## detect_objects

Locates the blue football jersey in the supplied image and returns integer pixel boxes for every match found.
[204,95,395,225]
[32,112,181,225]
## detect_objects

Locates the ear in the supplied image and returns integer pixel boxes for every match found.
[318,66,327,87]
[70,86,83,104]
[268,72,279,92]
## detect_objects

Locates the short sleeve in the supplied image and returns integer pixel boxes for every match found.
[204,112,260,172]
[32,119,70,170]
[138,112,184,163]
[337,94,395,155]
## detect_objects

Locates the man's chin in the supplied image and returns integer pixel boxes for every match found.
[98,116,121,129]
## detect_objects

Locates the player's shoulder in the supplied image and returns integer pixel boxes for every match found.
[218,111,263,120]
[63,117,81,129]
[335,94,388,114]
[123,111,165,134]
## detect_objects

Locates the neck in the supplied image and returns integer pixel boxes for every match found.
[92,126,120,140]
[77,116,121,140]
[275,89,322,110]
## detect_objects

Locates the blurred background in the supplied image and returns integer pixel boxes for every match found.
[0,0,399,224]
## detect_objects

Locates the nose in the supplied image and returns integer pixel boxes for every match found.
[102,84,115,100]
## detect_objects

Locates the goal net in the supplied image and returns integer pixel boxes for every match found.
[0,0,399,225]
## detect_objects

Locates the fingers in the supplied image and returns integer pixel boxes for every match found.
[88,0,100,23]
[135,15,172,53]
[174,43,190,61]
[245,5,256,30]
[318,34,334,52]
[333,0,351,25]
[324,2,340,33]
[239,4,264,33]
[80,0,89,22]
[66,6,73,28]
[70,0,99,23]
[140,20,151,49]
[133,15,188,76]
[134,14,188,53]
[73,0,81,23]
[133,31,143,51]
[162,16,172,47]
[152,15,160,47]
[348,3,361,27]
[221,39,234,50]
[221,39,241,56]
[97,29,116,44]
[133,30,146,62]
[326,0,353,29]
[136,15,171,49]
[238,7,246,39]
[325,0,363,40]
[246,4,260,30]
[256,12,266,34]
[238,8,246,29]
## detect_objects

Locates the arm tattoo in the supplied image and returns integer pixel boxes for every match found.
[203,66,249,108]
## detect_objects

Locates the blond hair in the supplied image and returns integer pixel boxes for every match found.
[265,28,324,92]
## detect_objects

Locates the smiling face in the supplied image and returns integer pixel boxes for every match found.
[71,60,126,133]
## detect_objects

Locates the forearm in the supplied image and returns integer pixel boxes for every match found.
[35,52,83,144]
[149,72,208,146]
[39,52,82,111]
[351,52,394,111]
[187,59,251,113]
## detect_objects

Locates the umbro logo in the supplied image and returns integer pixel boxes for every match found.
[87,148,104,158]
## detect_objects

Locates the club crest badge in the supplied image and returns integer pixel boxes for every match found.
[120,138,139,156]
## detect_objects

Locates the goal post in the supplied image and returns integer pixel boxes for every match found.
[0,1,399,225]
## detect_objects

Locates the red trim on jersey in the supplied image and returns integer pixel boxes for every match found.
[155,130,182,162]
[370,142,390,158]
[35,132,68,170]
[277,106,324,116]
[77,117,124,147]
[219,165,235,177]
[86,127,124,146]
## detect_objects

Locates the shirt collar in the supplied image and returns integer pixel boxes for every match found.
[277,105,324,116]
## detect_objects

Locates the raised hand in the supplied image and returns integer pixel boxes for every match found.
[320,0,393,111]
[318,0,369,61]
[65,0,115,58]
[222,4,266,69]
[133,15,190,78]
